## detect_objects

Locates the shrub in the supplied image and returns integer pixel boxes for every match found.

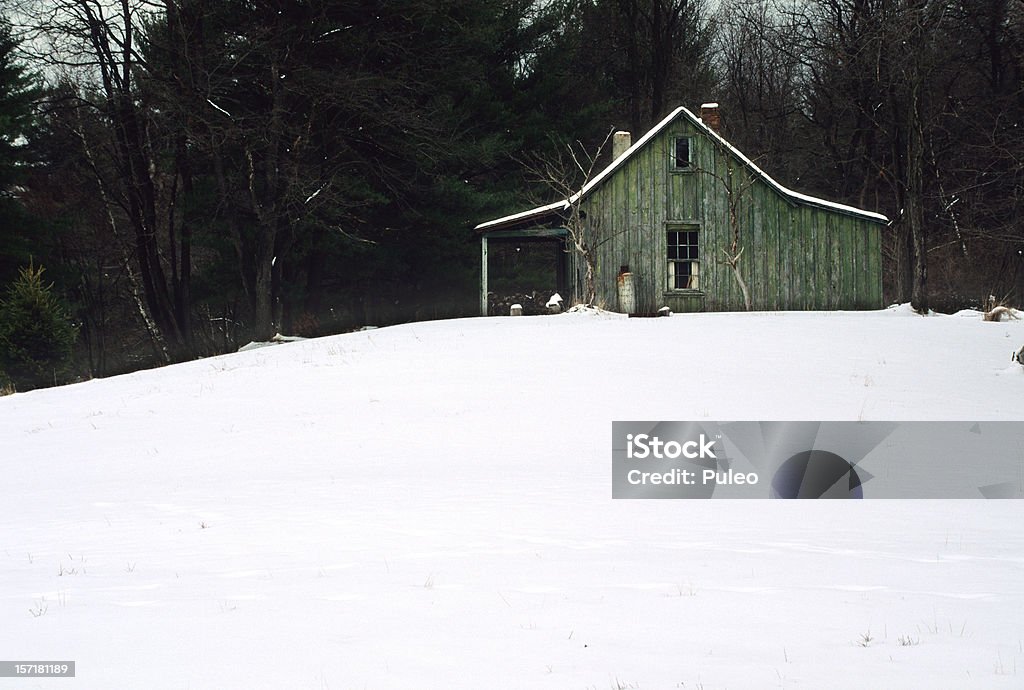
[0,264,78,390]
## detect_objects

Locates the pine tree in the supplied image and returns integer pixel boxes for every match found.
[0,16,43,285]
[0,264,78,390]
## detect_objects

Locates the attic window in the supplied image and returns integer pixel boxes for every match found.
[673,137,692,170]
[667,228,700,290]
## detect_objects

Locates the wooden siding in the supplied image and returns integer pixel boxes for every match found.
[576,116,884,313]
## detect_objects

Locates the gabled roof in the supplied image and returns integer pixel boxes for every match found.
[476,106,889,232]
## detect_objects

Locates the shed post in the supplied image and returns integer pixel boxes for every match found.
[480,234,489,316]
[555,240,568,298]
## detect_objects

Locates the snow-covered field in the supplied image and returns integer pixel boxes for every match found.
[2,306,1023,689]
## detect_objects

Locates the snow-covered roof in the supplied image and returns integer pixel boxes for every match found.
[476,106,889,232]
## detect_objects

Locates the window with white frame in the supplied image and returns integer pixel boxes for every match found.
[672,136,692,170]
[667,227,700,290]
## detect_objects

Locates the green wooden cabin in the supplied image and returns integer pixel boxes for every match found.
[476,105,888,315]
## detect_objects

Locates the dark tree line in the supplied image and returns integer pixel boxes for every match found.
[0,0,1021,385]
[716,0,1024,312]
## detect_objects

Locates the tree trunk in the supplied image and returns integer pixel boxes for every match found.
[582,249,596,306]
[253,258,276,341]
[907,77,929,313]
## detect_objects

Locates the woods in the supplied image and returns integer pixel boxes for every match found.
[0,0,1022,386]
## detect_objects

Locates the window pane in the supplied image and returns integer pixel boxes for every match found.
[675,138,690,168]
[667,226,700,290]
[676,261,690,289]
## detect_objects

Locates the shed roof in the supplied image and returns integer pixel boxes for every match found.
[476,106,889,233]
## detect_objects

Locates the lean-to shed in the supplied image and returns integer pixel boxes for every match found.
[476,105,889,315]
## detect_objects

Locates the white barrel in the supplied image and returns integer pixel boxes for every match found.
[617,272,636,314]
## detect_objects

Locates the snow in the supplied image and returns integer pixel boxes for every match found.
[2,308,1023,689]
[237,333,308,352]
[304,183,328,205]
[476,107,888,232]
[475,198,566,232]
[205,98,232,119]
[675,107,889,223]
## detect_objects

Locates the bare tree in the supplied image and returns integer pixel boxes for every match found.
[519,130,616,306]
[16,0,192,356]
[716,0,810,185]
[691,135,757,310]
[785,0,965,313]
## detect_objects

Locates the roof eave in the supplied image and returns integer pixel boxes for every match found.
[474,200,569,233]
[475,105,889,229]
[680,107,890,224]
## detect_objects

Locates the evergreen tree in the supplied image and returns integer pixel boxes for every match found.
[538,0,718,135]
[0,264,78,390]
[142,0,547,333]
[0,17,42,285]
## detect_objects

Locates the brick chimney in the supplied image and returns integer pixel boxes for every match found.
[700,103,721,133]
[612,130,632,159]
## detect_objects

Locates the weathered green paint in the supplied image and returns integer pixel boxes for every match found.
[479,108,885,314]
[565,112,885,313]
